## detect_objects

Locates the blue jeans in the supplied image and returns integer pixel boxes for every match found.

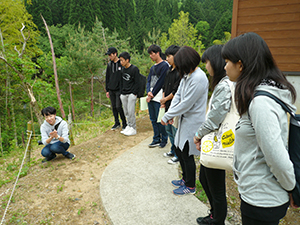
[41,142,70,158]
[148,101,168,144]
[165,124,177,157]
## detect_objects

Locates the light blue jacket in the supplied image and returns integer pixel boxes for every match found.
[162,67,209,155]
[195,76,232,139]
[234,84,296,207]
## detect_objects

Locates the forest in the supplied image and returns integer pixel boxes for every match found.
[0,0,233,153]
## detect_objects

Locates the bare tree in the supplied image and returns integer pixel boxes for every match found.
[41,14,66,119]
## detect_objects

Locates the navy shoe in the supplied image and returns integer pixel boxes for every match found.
[171,179,185,187]
[65,152,76,160]
[148,141,160,148]
[159,142,167,148]
[173,185,196,196]
[42,154,56,163]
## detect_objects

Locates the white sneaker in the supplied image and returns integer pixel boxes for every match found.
[121,126,130,134]
[168,157,179,164]
[124,127,136,136]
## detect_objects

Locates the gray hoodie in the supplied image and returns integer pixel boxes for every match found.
[233,84,296,207]
[162,67,209,156]
[40,116,70,145]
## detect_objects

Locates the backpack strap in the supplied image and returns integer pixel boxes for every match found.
[54,121,62,130]
[254,91,296,119]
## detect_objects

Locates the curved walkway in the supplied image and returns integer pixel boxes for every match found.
[100,137,230,225]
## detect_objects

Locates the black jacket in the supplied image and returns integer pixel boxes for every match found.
[105,60,122,92]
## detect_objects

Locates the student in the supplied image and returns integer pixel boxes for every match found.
[160,45,181,164]
[40,107,75,163]
[146,44,169,148]
[105,47,127,130]
[222,32,297,225]
[161,46,208,196]
[193,45,229,225]
[119,51,139,136]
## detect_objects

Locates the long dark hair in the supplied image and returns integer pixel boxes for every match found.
[222,32,296,115]
[174,46,200,78]
[202,45,226,89]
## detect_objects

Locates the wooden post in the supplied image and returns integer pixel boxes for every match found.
[26,121,32,164]
[68,112,75,146]
[0,121,3,156]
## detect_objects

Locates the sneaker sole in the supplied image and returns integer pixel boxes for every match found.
[148,144,160,148]
[173,191,196,196]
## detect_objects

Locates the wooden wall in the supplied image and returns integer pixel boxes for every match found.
[231,0,300,73]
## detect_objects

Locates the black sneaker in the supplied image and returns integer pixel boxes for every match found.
[42,154,56,163]
[148,141,161,148]
[111,124,121,130]
[159,142,167,148]
[65,152,76,160]
[196,214,213,225]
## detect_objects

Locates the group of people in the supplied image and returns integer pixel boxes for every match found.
[148,32,298,225]
[39,32,298,225]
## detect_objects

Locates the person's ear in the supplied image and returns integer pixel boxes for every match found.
[238,60,243,72]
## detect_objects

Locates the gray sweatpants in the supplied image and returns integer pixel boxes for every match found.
[120,93,137,129]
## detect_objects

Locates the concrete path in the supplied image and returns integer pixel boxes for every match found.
[100,137,228,225]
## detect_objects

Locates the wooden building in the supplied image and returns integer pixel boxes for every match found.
[231,0,300,74]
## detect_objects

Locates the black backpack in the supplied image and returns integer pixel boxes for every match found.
[137,73,146,98]
[254,91,300,206]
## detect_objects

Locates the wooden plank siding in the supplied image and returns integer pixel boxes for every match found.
[231,0,300,72]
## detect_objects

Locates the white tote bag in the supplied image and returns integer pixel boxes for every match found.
[200,80,239,171]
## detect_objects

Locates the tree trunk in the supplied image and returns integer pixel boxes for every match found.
[41,15,65,119]
[69,82,75,121]
[90,75,94,117]
[0,121,3,156]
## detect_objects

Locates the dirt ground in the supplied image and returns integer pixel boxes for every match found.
[0,115,299,224]
[0,116,153,225]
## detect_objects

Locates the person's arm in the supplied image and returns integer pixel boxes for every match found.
[171,72,181,96]
[195,81,231,140]
[41,124,53,145]
[105,62,110,98]
[146,67,152,93]
[250,97,296,191]
[133,66,140,95]
[162,74,207,123]
[58,121,69,143]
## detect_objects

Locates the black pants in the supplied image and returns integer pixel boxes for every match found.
[175,141,196,188]
[241,198,289,225]
[109,90,126,126]
[199,165,227,225]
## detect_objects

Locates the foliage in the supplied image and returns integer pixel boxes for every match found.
[212,32,231,45]
[0,0,41,56]
[159,11,205,52]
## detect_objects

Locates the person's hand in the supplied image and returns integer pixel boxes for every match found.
[160,98,166,104]
[160,104,165,108]
[148,92,154,98]
[194,136,201,151]
[195,142,201,151]
[106,92,110,98]
[161,119,167,126]
[50,130,58,138]
[289,193,299,208]
[146,96,151,103]
[168,118,174,125]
